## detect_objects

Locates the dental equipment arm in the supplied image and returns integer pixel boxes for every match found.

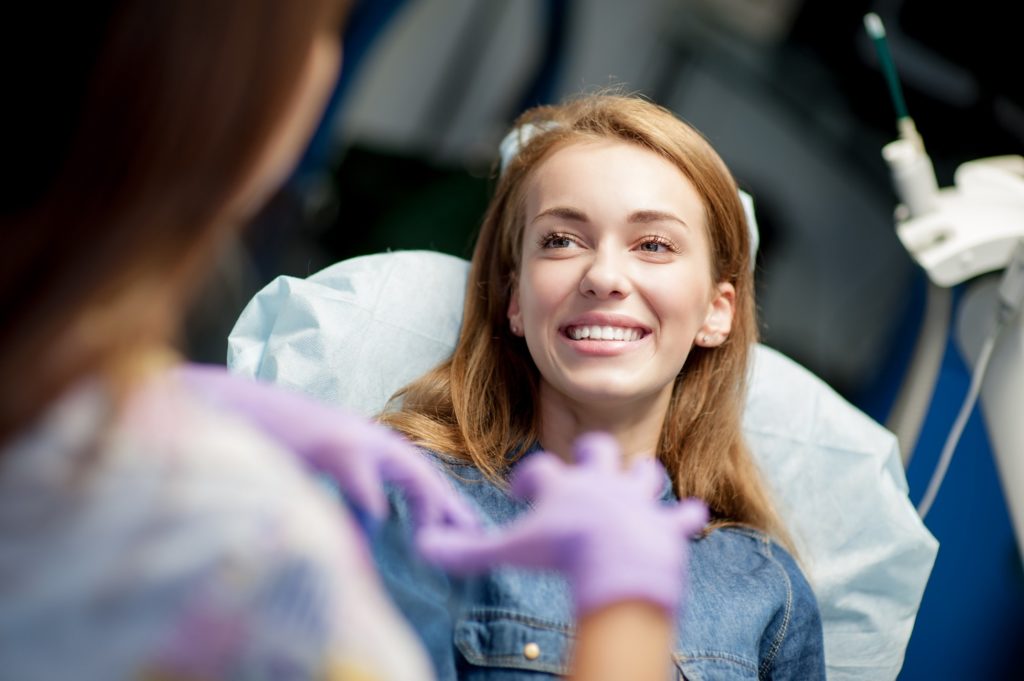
[865,16,1024,545]
[175,363,479,531]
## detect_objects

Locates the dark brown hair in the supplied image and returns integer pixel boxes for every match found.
[383,94,787,542]
[0,1,346,444]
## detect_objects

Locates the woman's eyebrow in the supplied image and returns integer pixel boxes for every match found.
[627,209,689,229]
[530,206,689,230]
[531,206,588,224]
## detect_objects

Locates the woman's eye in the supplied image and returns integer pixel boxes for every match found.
[638,237,675,253]
[541,233,577,249]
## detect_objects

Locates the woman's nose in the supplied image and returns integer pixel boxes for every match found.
[579,250,631,299]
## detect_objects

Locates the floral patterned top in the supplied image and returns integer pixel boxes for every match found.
[0,375,433,681]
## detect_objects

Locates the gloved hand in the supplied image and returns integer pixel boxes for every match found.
[174,363,479,531]
[417,432,708,617]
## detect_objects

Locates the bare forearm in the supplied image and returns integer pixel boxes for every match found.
[569,601,673,681]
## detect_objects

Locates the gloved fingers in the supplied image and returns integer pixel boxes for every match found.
[628,456,668,498]
[178,363,340,452]
[371,440,480,530]
[174,365,460,526]
[176,364,254,410]
[416,519,551,574]
[330,455,390,519]
[389,467,480,530]
[438,496,484,530]
[572,432,621,471]
[175,365,474,531]
[671,498,710,537]
[508,452,565,501]
[418,482,481,530]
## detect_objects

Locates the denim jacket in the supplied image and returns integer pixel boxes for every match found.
[369,448,826,681]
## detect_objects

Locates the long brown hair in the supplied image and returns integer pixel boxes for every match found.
[382,94,786,540]
[0,1,347,445]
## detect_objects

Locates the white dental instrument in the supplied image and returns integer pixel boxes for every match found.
[865,14,1024,552]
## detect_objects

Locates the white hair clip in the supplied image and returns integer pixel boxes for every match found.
[498,121,561,175]
[738,189,759,270]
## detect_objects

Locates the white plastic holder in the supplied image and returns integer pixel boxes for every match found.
[892,154,1024,288]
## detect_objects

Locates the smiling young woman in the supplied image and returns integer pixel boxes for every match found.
[385,95,776,535]
[378,94,826,679]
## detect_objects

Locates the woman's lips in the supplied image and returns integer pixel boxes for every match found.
[558,314,652,354]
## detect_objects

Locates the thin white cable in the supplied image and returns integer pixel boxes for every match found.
[917,327,999,520]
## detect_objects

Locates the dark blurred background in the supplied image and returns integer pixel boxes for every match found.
[183,1,1023,677]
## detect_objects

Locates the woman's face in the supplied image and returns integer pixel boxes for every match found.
[508,139,735,412]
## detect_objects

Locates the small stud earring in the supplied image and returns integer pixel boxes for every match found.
[702,334,711,345]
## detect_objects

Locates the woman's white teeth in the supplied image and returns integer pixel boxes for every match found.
[567,325,642,341]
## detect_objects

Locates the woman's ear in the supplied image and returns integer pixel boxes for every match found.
[697,282,735,347]
[507,288,524,337]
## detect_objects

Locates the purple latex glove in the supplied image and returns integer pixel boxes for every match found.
[417,432,708,617]
[174,364,479,531]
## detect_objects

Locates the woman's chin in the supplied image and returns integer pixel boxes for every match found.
[544,377,672,412]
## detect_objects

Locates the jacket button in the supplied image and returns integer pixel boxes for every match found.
[523,642,541,660]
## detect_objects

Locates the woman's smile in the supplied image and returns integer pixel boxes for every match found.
[559,312,652,355]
